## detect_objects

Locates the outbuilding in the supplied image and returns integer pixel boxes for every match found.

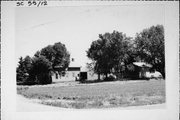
[52,58,81,82]
[132,62,152,79]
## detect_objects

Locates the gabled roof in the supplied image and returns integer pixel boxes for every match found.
[68,61,81,68]
[133,62,152,68]
[54,65,63,69]
[80,66,89,72]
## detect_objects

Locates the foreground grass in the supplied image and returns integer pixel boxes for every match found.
[17,80,165,109]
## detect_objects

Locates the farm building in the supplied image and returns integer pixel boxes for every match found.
[132,62,163,79]
[66,58,81,80]
[79,67,103,81]
[123,62,153,79]
[133,62,152,78]
[52,58,81,82]
[52,61,103,82]
[52,60,158,82]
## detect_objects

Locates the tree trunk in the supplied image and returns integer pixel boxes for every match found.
[161,69,165,79]
[105,73,108,79]
[98,73,100,80]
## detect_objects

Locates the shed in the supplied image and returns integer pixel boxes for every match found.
[133,62,152,79]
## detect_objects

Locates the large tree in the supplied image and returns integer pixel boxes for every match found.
[16,57,26,83]
[16,56,32,84]
[16,55,52,85]
[37,42,70,75]
[52,42,70,71]
[87,31,133,79]
[135,25,165,77]
[29,56,52,84]
[17,42,70,85]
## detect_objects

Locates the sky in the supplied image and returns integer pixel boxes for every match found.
[15,4,164,67]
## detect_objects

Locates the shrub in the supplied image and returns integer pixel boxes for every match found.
[30,56,52,84]
[16,56,52,85]
[104,75,116,81]
[16,56,32,84]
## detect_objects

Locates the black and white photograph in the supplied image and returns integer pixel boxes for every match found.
[1,1,179,120]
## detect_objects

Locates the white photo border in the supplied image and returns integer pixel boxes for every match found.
[1,1,179,120]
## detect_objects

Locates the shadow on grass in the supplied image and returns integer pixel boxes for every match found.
[79,78,150,84]
[79,79,115,84]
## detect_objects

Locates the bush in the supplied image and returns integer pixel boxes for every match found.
[16,56,53,85]
[104,75,116,81]
[30,56,52,84]
[16,56,32,84]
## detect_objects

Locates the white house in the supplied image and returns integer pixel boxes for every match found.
[52,58,81,82]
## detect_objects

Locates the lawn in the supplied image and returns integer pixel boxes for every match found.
[17,80,165,109]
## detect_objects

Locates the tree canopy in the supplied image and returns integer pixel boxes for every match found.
[16,56,32,83]
[17,25,165,84]
[16,42,70,85]
[39,42,70,73]
[29,56,52,84]
[87,25,165,79]
[134,25,165,77]
[87,31,134,79]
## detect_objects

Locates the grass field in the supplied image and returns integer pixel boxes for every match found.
[17,80,165,109]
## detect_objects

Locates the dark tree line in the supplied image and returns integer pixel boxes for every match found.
[135,25,165,77]
[87,25,165,80]
[16,42,70,85]
[87,31,135,79]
